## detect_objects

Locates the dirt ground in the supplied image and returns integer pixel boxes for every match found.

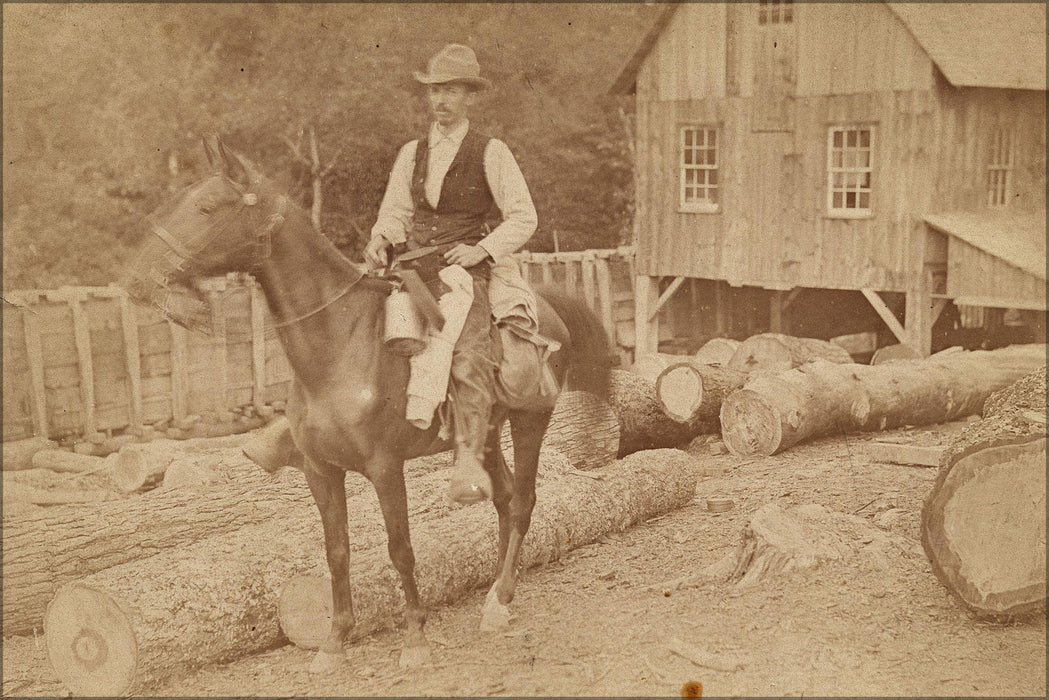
[3,419,1045,697]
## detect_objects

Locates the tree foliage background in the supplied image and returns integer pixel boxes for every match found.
[3,3,655,289]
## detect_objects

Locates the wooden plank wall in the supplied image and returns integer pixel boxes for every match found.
[633,89,936,292]
[632,1,940,293]
[2,251,634,442]
[933,87,1047,215]
[947,240,1048,309]
[516,248,636,361]
[2,278,294,443]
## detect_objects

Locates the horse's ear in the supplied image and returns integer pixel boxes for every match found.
[216,138,256,189]
[202,135,222,173]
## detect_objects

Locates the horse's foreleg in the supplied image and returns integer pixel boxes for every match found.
[484,409,514,568]
[481,408,551,632]
[369,454,430,668]
[303,463,354,674]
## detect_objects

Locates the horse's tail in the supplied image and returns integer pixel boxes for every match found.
[539,289,614,398]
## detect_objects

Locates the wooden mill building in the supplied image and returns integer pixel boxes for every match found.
[611,1,1046,357]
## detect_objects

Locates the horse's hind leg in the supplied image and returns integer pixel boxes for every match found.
[303,463,355,674]
[369,452,430,668]
[481,407,552,631]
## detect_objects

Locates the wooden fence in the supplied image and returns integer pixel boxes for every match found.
[2,247,637,443]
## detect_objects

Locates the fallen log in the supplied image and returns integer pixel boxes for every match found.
[870,343,921,365]
[655,363,748,425]
[44,449,697,695]
[726,333,853,373]
[922,368,1047,618]
[609,369,705,455]
[518,390,619,471]
[2,436,58,471]
[2,481,120,506]
[631,353,691,381]
[719,344,1046,457]
[2,437,471,637]
[691,337,740,366]
[30,449,108,474]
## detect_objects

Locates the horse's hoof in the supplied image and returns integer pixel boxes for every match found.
[398,643,431,669]
[308,649,345,675]
[480,599,511,632]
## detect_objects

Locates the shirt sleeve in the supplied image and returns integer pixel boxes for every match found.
[477,139,538,264]
[370,140,418,245]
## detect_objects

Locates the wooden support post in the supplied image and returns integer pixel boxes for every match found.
[69,291,97,435]
[582,253,598,312]
[564,259,578,296]
[769,290,784,333]
[250,283,267,410]
[861,288,908,346]
[168,320,188,421]
[647,276,685,322]
[904,268,937,357]
[634,275,660,357]
[118,294,143,433]
[207,288,229,412]
[715,282,728,336]
[540,260,553,287]
[595,257,615,339]
[22,308,50,438]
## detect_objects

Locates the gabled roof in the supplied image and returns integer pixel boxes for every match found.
[608,4,680,95]
[924,209,1047,281]
[609,3,1047,95]
[888,3,1046,91]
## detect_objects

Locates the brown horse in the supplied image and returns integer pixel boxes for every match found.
[126,137,612,672]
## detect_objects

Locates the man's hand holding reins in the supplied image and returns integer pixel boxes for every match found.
[364,235,392,269]
[444,243,490,268]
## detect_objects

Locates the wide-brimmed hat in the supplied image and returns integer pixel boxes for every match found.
[413,44,492,90]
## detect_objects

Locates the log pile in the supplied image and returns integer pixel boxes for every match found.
[725,333,853,373]
[44,449,698,695]
[655,363,748,426]
[719,344,1046,456]
[921,367,1047,619]
[691,337,740,366]
[609,370,704,455]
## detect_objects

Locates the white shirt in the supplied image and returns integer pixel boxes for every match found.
[370,120,538,264]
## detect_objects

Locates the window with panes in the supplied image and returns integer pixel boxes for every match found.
[758,0,793,25]
[986,128,1014,207]
[827,126,873,216]
[680,126,719,213]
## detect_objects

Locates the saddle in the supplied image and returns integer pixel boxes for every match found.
[380,245,560,412]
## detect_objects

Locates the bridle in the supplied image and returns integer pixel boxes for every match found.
[147,185,363,330]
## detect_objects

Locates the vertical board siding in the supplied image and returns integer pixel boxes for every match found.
[3,304,35,440]
[0,279,301,441]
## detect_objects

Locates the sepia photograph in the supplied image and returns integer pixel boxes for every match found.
[2,1,1046,696]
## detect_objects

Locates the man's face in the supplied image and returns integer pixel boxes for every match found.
[428,82,475,129]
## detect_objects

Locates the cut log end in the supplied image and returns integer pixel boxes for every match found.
[719,390,782,457]
[657,364,704,423]
[922,437,1047,618]
[278,574,333,650]
[45,584,138,697]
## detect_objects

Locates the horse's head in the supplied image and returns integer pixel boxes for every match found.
[125,136,285,331]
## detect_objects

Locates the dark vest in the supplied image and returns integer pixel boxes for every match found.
[409,128,495,249]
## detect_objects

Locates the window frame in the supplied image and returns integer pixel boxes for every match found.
[758,0,794,26]
[826,124,875,219]
[678,124,721,214]
[986,127,1014,208]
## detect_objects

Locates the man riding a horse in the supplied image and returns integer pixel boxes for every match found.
[364,44,540,505]
[126,42,611,674]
